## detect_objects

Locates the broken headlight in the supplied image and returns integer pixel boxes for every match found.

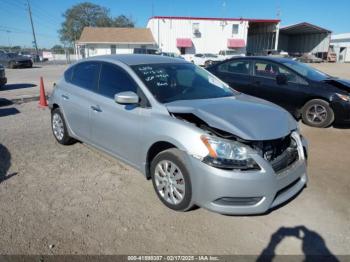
[200,135,259,170]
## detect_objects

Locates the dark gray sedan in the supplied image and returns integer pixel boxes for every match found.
[0,52,33,69]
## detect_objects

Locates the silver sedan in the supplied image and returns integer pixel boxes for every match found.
[49,54,308,215]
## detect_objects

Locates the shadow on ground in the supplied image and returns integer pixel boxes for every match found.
[2,83,36,90]
[333,123,350,129]
[0,98,20,117]
[0,144,17,183]
[0,98,13,107]
[257,226,339,262]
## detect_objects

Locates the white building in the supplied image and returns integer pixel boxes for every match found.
[75,27,157,59]
[330,33,350,62]
[146,16,280,55]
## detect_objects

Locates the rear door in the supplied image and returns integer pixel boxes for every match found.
[60,61,100,141]
[211,59,255,95]
[252,60,307,113]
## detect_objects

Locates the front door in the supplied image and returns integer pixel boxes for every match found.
[90,62,146,167]
[252,60,306,114]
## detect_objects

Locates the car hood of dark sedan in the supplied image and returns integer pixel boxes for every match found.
[165,94,297,141]
[323,78,350,92]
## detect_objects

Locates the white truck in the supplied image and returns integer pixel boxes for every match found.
[188,53,221,67]
[218,49,246,60]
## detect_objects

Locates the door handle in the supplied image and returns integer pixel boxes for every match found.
[90,105,102,112]
[61,94,69,100]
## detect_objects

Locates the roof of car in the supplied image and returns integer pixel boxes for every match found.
[86,54,187,66]
[223,56,296,63]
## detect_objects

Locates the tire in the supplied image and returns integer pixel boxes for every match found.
[301,99,334,128]
[204,60,213,67]
[8,61,15,69]
[51,108,75,145]
[151,148,193,211]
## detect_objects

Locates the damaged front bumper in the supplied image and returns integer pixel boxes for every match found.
[186,133,308,215]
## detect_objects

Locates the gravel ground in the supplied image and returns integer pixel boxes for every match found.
[0,101,349,256]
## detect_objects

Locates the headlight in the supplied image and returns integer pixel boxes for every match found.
[336,93,350,102]
[200,135,259,170]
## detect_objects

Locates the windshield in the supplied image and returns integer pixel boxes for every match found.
[282,60,330,81]
[204,54,218,58]
[132,63,236,103]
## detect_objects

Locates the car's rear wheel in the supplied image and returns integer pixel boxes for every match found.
[9,61,15,69]
[301,99,334,128]
[51,108,75,145]
[151,148,193,211]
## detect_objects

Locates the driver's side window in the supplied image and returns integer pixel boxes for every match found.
[254,61,303,84]
[98,63,137,99]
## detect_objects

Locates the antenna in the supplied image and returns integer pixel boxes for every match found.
[222,0,227,18]
[151,1,154,17]
[276,3,281,19]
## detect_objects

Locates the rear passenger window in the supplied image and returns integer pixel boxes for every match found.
[64,66,74,82]
[71,62,100,91]
[218,60,250,75]
[98,63,137,98]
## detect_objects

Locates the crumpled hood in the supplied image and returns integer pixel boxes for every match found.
[165,94,297,141]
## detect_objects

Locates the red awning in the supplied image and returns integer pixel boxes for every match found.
[227,39,246,48]
[176,38,192,48]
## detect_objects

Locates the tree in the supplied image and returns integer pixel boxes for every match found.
[59,2,134,46]
[51,44,64,51]
[113,15,135,27]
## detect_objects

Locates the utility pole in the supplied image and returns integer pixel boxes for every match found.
[26,0,39,57]
[6,30,11,48]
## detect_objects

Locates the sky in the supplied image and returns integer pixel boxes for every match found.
[0,0,349,48]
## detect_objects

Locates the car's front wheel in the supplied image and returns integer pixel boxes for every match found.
[151,148,193,211]
[204,60,213,67]
[51,108,75,145]
[301,99,334,128]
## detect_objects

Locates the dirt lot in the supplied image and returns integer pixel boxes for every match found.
[0,62,350,256]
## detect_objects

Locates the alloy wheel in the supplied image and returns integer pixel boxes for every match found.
[306,104,328,124]
[52,113,64,141]
[154,160,186,205]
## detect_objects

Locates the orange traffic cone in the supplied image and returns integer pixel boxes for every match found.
[38,76,48,108]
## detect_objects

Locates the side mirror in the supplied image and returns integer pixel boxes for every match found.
[276,74,288,85]
[114,91,139,105]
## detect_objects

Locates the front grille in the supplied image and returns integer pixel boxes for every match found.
[249,134,299,173]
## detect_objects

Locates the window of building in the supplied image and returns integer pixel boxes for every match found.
[232,24,239,35]
[192,23,201,37]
